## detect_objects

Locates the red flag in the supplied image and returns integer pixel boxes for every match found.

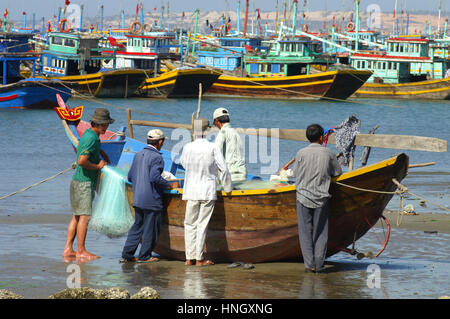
[65,0,70,5]
[182,11,185,18]
[136,3,139,15]
[3,9,8,18]
[22,11,26,15]
[108,37,125,48]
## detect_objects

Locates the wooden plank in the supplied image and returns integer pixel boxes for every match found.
[129,119,192,130]
[353,134,447,152]
[232,128,447,153]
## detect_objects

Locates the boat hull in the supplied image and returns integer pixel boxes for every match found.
[0,79,71,109]
[136,68,222,98]
[352,77,450,100]
[205,70,372,100]
[40,69,148,98]
[61,119,409,263]
[145,154,408,262]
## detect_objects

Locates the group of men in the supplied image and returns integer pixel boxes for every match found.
[62,106,341,273]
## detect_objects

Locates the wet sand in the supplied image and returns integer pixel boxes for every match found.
[0,211,449,299]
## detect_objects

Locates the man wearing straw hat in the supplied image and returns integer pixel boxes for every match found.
[120,129,178,263]
[62,108,114,259]
[180,119,233,266]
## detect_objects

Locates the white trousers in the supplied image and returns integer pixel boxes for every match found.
[184,200,215,261]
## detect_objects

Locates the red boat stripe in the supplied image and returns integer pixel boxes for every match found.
[0,94,18,102]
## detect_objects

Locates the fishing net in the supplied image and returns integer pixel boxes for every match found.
[89,165,134,238]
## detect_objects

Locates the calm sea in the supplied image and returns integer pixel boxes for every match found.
[0,96,448,299]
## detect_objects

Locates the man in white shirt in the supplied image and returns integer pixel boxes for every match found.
[180,118,233,266]
[213,107,247,182]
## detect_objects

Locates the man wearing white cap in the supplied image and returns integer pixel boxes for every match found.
[180,119,232,266]
[213,107,247,182]
[121,129,178,263]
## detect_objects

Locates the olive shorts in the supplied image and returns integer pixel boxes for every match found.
[70,180,95,216]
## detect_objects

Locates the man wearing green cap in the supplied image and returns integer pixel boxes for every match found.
[62,108,114,259]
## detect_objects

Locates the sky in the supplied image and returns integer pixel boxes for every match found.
[1,0,447,20]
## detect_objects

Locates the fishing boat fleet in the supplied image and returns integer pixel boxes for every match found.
[1,0,449,108]
[2,1,449,263]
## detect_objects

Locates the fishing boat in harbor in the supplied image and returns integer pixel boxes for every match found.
[102,30,222,98]
[1,31,71,108]
[34,32,148,98]
[196,36,371,100]
[350,37,450,99]
[55,97,447,263]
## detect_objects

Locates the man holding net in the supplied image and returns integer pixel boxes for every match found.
[62,108,114,259]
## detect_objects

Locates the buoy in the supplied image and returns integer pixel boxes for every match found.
[143,23,152,32]
[347,21,355,32]
[58,18,71,32]
[129,21,143,34]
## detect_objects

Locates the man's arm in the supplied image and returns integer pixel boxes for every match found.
[214,145,233,193]
[149,157,174,190]
[78,154,107,171]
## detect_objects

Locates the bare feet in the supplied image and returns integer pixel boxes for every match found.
[196,259,214,267]
[185,259,196,266]
[62,248,76,257]
[76,250,99,259]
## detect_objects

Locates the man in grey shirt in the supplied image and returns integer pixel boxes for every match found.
[293,124,342,273]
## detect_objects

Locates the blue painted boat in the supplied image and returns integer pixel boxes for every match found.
[1,31,72,108]
[0,78,72,109]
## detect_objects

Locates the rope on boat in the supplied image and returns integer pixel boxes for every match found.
[334,178,450,227]
[33,80,173,118]
[0,163,76,201]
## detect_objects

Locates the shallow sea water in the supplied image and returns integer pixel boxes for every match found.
[0,96,448,299]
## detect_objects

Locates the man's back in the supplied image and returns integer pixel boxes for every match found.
[294,144,342,209]
[215,123,246,181]
[180,138,232,201]
[128,146,169,211]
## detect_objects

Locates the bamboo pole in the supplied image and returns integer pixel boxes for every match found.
[126,108,134,139]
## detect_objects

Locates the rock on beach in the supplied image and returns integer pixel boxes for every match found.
[47,287,160,299]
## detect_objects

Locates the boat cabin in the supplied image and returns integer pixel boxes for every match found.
[350,37,447,83]
[243,38,334,77]
[101,32,176,71]
[1,32,36,84]
[196,37,268,72]
[40,32,108,76]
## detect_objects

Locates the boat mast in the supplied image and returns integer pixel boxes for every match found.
[243,0,249,37]
[438,0,442,36]
[292,0,298,39]
[237,0,241,36]
[275,0,279,34]
[355,0,359,52]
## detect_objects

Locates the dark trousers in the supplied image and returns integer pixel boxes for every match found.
[122,207,161,261]
[296,200,329,271]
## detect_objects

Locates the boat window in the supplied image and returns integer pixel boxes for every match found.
[65,38,76,47]
[399,44,404,53]
[267,64,272,73]
[393,63,397,70]
[367,61,372,68]
[51,37,63,46]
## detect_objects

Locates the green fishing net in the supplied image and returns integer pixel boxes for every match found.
[89,165,134,238]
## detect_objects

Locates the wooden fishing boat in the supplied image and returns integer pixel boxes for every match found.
[350,37,450,100]
[45,68,149,98]
[137,67,222,98]
[35,32,148,98]
[206,69,372,100]
[55,98,421,263]
[352,77,450,100]
[0,78,71,109]
[196,37,371,100]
